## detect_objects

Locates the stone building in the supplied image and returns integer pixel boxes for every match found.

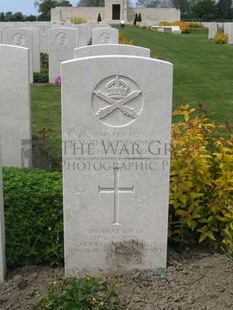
[51,0,180,25]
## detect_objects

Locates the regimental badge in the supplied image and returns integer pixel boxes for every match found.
[92,75,143,127]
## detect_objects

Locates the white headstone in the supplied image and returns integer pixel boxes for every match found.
[28,27,40,72]
[48,27,79,83]
[0,30,2,43]
[3,28,34,82]
[0,45,32,168]
[74,44,150,58]
[28,22,51,53]
[92,27,119,45]
[62,55,173,275]
[77,24,89,47]
[224,22,233,44]
[208,22,217,39]
[0,142,6,282]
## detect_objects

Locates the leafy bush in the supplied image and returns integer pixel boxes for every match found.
[169,105,233,254]
[70,17,86,24]
[33,53,49,83]
[33,71,49,83]
[214,32,228,44]
[119,32,134,45]
[32,128,62,172]
[40,53,49,71]
[32,276,120,310]
[3,167,63,267]
[159,21,204,34]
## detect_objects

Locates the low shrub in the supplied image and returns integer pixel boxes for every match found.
[32,276,120,310]
[33,70,49,83]
[169,105,233,254]
[33,53,49,83]
[3,167,63,267]
[214,32,228,44]
[70,17,86,24]
[119,31,134,45]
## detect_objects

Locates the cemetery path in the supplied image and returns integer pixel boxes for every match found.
[0,248,232,310]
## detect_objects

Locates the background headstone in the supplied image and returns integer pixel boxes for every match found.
[74,44,150,58]
[77,24,89,47]
[224,22,233,44]
[208,22,217,39]
[92,27,119,45]
[0,45,32,168]
[0,141,6,282]
[62,55,173,275]
[28,27,40,72]
[48,27,79,83]
[3,28,34,82]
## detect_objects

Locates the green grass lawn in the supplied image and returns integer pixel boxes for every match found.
[115,26,233,125]
[31,27,233,160]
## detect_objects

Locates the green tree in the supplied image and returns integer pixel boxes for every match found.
[217,0,233,20]
[97,12,102,22]
[0,12,5,21]
[191,0,217,20]
[12,12,26,21]
[34,0,72,21]
[77,0,104,6]
[171,0,192,18]
[4,11,13,21]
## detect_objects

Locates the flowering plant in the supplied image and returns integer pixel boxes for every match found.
[54,75,61,86]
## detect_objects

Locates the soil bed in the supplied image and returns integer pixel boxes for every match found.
[0,247,232,310]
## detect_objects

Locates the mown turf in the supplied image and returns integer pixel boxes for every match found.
[115,26,233,125]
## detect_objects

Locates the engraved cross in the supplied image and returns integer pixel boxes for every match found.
[98,168,134,225]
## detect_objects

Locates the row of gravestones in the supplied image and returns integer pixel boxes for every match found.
[0,41,173,281]
[0,21,118,83]
[208,22,233,43]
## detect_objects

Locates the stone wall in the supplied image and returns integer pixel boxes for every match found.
[51,7,105,23]
[51,7,180,24]
[127,8,180,24]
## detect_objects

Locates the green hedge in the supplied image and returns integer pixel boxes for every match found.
[3,167,63,267]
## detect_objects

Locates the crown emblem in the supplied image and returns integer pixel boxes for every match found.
[105,76,129,99]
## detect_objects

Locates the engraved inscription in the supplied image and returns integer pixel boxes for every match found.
[92,75,143,127]
[98,168,134,225]
[99,33,111,44]
[56,32,68,45]
[13,33,25,46]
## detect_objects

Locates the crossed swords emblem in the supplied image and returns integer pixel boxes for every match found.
[93,88,141,120]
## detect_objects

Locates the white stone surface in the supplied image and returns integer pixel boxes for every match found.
[28,27,40,72]
[62,55,173,275]
[29,22,51,53]
[77,24,89,47]
[92,27,119,45]
[0,30,2,43]
[0,142,6,283]
[48,27,79,83]
[208,22,217,39]
[3,28,34,82]
[74,44,150,58]
[0,45,32,168]
[224,22,233,44]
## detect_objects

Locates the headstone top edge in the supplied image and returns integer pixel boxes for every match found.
[61,55,173,67]
[0,44,29,51]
